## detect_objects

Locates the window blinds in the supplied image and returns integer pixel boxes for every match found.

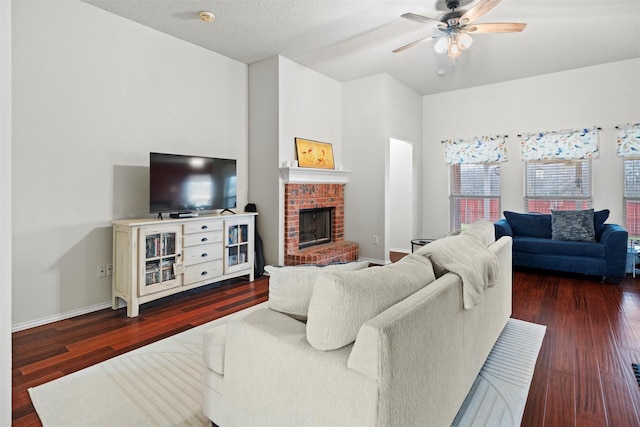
[450,163,501,231]
[524,160,592,213]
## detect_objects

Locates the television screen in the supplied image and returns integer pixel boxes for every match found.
[149,152,237,214]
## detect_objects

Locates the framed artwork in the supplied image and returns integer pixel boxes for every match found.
[295,138,335,169]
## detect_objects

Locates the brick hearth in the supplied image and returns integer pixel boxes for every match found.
[284,183,358,266]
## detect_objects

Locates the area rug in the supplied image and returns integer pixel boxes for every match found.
[28,304,265,427]
[30,307,545,427]
[453,318,546,426]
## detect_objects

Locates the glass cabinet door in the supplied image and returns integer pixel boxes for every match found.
[224,219,252,274]
[139,226,182,295]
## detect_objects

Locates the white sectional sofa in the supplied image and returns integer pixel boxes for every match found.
[202,220,513,427]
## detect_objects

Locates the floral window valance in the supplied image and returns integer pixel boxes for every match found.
[519,127,600,161]
[615,123,640,157]
[443,135,508,165]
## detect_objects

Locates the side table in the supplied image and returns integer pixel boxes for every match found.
[411,238,435,253]
[628,240,640,278]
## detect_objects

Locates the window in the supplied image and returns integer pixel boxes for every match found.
[524,159,592,213]
[624,158,640,240]
[449,163,501,231]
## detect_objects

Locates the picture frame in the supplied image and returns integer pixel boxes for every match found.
[295,138,335,169]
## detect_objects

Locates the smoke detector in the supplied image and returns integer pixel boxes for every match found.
[199,11,215,23]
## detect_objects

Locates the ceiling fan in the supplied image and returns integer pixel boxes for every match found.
[393,0,526,60]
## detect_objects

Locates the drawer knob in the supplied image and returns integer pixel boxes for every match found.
[201,271,208,276]
[201,237,208,242]
[201,225,208,230]
[201,253,208,257]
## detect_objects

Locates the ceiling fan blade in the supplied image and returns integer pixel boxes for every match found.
[392,34,440,53]
[466,22,526,33]
[401,13,445,27]
[459,0,502,25]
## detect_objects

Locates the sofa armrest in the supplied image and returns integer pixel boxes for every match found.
[219,308,377,426]
[494,218,512,241]
[599,224,628,279]
[203,324,227,375]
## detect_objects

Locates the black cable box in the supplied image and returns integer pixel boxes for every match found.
[169,212,198,218]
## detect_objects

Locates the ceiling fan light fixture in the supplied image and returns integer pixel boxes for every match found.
[458,32,473,49]
[434,37,449,54]
[448,40,462,59]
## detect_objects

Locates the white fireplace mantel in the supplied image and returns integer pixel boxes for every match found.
[280,167,350,184]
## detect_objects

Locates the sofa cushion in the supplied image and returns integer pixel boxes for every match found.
[503,211,552,238]
[266,261,370,321]
[306,253,435,351]
[594,209,610,240]
[552,209,595,242]
[513,236,605,258]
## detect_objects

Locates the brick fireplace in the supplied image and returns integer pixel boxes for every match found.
[284,183,358,266]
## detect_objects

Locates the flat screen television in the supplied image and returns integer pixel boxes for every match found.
[149,152,237,215]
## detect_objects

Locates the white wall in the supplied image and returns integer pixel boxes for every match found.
[389,138,413,252]
[343,75,387,262]
[249,56,342,265]
[343,74,422,263]
[251,61,421,267]
[385,77,423,255]
[248,56,280,266]
[278,57,343,167]
[278,57,343,263]
[14,2,635,337]
[1,0,11,421]
[12,0,248,328]
[422,59,640,239]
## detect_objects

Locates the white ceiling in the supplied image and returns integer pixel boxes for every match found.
[82,0,640,95]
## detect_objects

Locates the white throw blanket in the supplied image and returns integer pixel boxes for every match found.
[415,232,498,309]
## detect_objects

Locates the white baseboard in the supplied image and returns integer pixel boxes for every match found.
[389,247,410,254]
[12,301,113,332]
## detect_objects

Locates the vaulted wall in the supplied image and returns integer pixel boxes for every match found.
[422,58,640,239]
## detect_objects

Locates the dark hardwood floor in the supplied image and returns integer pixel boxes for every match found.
[11,276,269,427]
[11,269,640,426]
[516,269,640,426]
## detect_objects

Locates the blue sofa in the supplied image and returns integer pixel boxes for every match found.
[495,210,628,282]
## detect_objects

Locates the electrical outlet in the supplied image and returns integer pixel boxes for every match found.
[97,265,106,278]
[106,264,113,277]
[372,235,379,245]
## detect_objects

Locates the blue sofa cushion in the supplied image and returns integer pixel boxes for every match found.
[503,211,551,238]
[503,209,610,241]
[551,209,595,242]
[594,209,610,240]
[513,237,605,258]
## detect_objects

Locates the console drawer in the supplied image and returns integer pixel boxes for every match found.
[183,231,222,247]
[183,243,223,266]
[184,260,223,285]
[184,220,223,235]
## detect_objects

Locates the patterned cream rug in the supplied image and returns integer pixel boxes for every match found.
[453,318,546,426]
[30,305,544,427]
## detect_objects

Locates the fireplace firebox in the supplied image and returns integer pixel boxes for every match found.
[283,183,357,266]
[299,207,333,249]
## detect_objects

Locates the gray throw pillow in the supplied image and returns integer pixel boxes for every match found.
[551,209,595,242]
